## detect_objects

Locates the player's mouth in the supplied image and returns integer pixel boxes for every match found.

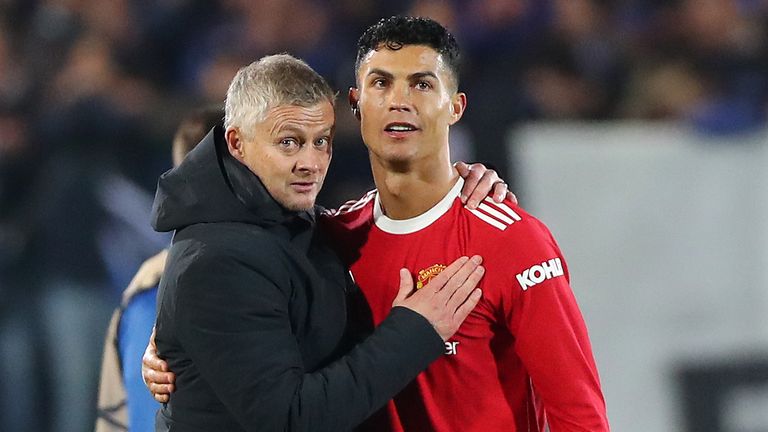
[290,181,317,193]
[384,122,419,139]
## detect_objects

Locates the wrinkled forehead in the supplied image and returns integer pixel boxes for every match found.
[264,102,335,133]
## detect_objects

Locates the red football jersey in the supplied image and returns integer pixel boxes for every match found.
[322,178,609,432]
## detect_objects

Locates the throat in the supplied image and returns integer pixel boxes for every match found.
[375,171,459,220]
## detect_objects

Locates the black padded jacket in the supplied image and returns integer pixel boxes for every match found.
[151,125,443,432]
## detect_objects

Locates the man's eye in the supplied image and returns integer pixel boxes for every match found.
[416,81,432,90]
[315,137,330,147]
[373,78,387,88]
[279,138,298,148]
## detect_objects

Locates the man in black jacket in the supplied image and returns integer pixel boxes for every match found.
[151,54,485,432]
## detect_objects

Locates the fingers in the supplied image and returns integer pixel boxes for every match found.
[457,162,506,209]
[466,169,502,209]
[451,288,483,325]
[491,181,509,204]
[392,268,414,306]
[427,256,471,292]
[142,330,176,402]
[144,367,175,387]
[445,264,485,310]
[391,255,485,341]
[439,261,484,341]
[506,190,518,205]
[142,351,175,403]
[432,255,482,302]
[142,348,172,375]
[148,380,174,403]
[455,162,483,205]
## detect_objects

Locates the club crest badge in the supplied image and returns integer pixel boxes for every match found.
[416,264,447,289]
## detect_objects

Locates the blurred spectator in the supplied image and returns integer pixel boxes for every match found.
[0,23,32,109]
[0,104,45,432]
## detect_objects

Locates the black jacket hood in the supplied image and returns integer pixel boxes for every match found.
[151,124,313,232]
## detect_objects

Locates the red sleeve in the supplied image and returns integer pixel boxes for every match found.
[501,217,610,431]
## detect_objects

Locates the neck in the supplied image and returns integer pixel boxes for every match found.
[370,150,457,220]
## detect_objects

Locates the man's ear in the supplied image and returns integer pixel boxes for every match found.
[225,128,245,161]
[348,87,361,120]
[449,92,467,125]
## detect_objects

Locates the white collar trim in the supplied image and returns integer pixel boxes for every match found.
[373,177,463,234]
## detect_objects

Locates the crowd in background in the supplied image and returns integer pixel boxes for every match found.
[0,0,767,431]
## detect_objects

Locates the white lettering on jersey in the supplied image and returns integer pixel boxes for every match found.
[466,198,522,231]
[445,341,460,355]
[516,258,564,290]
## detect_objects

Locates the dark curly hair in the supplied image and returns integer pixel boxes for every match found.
[355,16,461,90]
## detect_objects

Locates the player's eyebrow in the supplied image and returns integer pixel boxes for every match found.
[366,68,394,80]
[410,71,439,79]
[409,71,439,81]
[367,69,440,83]
[272,123,335,137]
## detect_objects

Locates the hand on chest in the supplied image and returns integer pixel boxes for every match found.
[351,234,498,337]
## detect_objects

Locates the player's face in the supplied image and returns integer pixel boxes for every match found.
[227,101,334,211]
[351,45,465,166]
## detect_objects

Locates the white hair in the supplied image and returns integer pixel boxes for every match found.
[224,54,335,136]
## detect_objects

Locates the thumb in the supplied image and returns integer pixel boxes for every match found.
[149,326,157,349]
[393,268,414,305]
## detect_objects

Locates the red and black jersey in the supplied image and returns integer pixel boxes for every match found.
[322,178,609,432]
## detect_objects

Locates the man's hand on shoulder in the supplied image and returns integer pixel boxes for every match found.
[454,161,517,209]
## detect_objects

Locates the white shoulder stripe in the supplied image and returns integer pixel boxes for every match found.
[333,190,376,215]
[468,208,508,230]
[477,202,515,225]
[482,197,522,221]
[467,200,523,230]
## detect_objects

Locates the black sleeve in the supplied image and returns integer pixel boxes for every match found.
[173,251,444,432]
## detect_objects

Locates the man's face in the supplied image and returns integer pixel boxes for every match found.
[227,101,335,211]
[351,44,465,166]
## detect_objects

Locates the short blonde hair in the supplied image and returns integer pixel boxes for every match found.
[224,54,335,137]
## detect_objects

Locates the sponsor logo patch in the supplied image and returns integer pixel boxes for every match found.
[516,258,564,290]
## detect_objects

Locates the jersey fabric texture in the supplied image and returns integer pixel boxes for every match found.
[322,178,609,432]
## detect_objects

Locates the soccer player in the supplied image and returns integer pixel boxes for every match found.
[145,16,605,431]
[321,16,610,431]
[144,54,512,432]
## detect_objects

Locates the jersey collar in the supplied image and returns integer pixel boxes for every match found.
[373,177,463,234]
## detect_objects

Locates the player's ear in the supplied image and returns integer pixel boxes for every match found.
[348,87,361,121]
[449,92,467,125]
[225,128,246,161]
